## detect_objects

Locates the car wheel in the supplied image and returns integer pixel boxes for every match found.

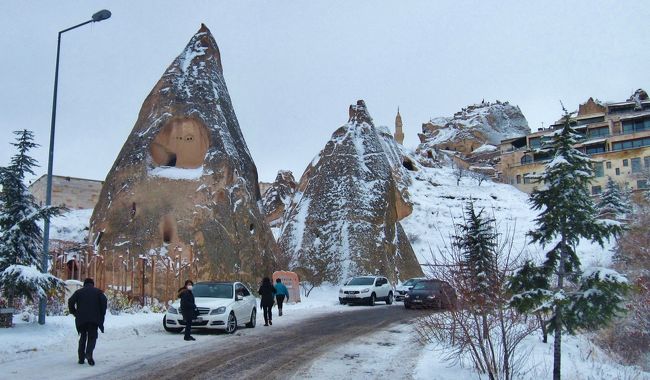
[404,303,411,309]
[339,300,346,305]
[163,315,183,333]
[369,293,376,306]
[386,292,394,305]
[225,312,238,334]
[245,308,256,328]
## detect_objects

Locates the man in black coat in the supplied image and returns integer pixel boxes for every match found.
[68,278,107,366]
[178,280,197,341]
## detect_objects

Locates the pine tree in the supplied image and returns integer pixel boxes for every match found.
[454,200,498,303]
[0,130,63,308]
[508,110,628,380]
[453,200,498,341]
[597,177,632,221]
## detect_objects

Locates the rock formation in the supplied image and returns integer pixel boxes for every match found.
[417,100,529,158]
[278,100,423,285]
[262,170,297,228]
[89,25,277,293]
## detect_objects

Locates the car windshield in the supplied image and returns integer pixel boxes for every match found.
[192,283,234,298]
[347,277,375,286]
[403,278,422,286]
[412,281,440,290]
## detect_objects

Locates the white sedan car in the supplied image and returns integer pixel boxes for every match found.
[163,281,256,334]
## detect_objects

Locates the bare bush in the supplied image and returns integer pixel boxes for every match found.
[596,207,650,370]
[414,214,536,380]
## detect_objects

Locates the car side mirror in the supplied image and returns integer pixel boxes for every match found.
[236,295,243,301]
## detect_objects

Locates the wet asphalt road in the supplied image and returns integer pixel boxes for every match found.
[94,304,424,380]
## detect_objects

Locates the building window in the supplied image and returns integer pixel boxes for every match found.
[593,162,604,177]
[586,145,606,155]
[587,126,610,138]
[612,137,650,151]
[623,159,629,167]
[615,168,620,175]
[523,174,531,184]
[521,154,533,165]
[591,185,602,195]
[632,158,642,173]
[622,117,650,134]
[644,156,650,168]
[638,180,648,189]
[529,137,541,149]
[516,175,521,184]
[606,161,612,169]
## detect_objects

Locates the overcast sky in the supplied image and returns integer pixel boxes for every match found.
[1,1,649,184]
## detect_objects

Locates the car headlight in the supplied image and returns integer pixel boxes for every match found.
[210,306,227,315]
[427,295,436,300]
[361,288,370,293]
[404,294,410,298]
[168,306,178,314]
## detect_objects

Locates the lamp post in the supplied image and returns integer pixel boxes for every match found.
[39,9,112,325]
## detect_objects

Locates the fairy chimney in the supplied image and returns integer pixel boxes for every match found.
[89,25,278,289]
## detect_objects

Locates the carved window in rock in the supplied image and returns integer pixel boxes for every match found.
[150,117,210,168]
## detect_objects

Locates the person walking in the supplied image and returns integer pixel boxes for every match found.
[258,277,276,326]
[68,278,107,366]
[178,280,198,341]
[274,278,290,316]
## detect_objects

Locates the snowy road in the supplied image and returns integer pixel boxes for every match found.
[93,305,423,379]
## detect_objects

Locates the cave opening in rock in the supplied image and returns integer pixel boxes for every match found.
[402,158,416,171]
[161,216,177,244]
[150,117,209,168]
[166,154,177,167]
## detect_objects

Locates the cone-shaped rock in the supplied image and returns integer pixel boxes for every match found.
[278,100,423,284]
[262,170,297,228]
[90,25,277,289]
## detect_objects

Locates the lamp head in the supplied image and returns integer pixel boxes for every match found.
[92,9,111,22]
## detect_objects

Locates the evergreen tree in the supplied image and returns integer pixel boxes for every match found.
[597,177,632,220]
[453,201,498,340]
[454,200,498,302]
[508,110,628,380]
[0,130,63,308]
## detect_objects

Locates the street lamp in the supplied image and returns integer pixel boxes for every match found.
[39,9,111,325]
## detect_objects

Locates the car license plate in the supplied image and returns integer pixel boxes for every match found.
[413,300,422,303]
[192,317,202,322]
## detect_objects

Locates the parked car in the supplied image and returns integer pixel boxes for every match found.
[394,277,426,301]
[404,279,457,310]
[163,281,256,334]
[338,276,394,306]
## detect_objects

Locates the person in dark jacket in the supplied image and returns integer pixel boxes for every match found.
[68,278,107,366]
[258,277,276,326]
[178,280,197,341]
[274,278,290,316]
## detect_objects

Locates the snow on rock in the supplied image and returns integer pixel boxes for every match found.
[261,170,297,229]
[278,100,423,284]
[89,24,279,283]
[416,100,530,161]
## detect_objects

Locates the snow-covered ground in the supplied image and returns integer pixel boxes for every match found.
[2,286,648,379]
[401,162,617,272]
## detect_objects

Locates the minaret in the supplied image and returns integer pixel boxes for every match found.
[394,107,404,145]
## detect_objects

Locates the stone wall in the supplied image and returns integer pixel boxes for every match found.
[29,175,103,210]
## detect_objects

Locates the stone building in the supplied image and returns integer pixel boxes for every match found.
[498,91,650,195]
[29,175,103,210]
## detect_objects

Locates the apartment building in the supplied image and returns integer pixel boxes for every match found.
[499,94,650,195]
